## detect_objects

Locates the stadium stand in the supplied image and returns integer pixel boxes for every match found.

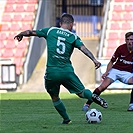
[0,0,38,90]
[102,0,133,59]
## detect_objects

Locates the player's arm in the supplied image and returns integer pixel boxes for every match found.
[79,45,101,69]
[102,48,118,79]
[14,30,37,42]
[106,60,114,73]
[102,60,114,79]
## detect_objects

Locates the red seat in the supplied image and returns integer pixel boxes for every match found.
[16,0,37,4]
[5,40,16,49]
[8,32,17,40]
[0,41,5,49]
[122,22,131,30]
[1,24,10,31]
[21,23,32,30]
[2,49,14,58]
[0,52,3,57]
[114,0,125,2]
[125,0,133,1]
[10,23,21,31]
[13,14,23,21]
[13,57,24,75]
[14,48,25,57]
[7,0,38,4]
[4,5,14,12]
[113,5,123,12]
[105,48,116,58]
[106,40,118,48]
[125,5,133,12]
[120,32,126,39]
[107,32,119,40]
[28,0,38,4]
[15,5,25,12]
[111,13,122,21]
[2,14,12,22]
[6,0,16,4]
[123,13,133,21]
[109,22,121,30]
[15,67,20,75]
[24,14,34,21]
[13,58,24,67]
[0,32,8,40]
[119,39,125,45]
[114,0,124,1]
[15,0,28,4]
[26,5,36,12]
[16,40,28,49]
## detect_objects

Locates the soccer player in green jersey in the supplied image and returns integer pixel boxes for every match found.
[14,13,107,124]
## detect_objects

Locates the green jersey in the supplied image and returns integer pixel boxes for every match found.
[36,27,83,72]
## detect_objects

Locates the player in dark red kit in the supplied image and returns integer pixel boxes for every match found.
[82,31,133,111]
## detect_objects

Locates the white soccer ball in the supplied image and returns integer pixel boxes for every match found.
[85,108,102,124]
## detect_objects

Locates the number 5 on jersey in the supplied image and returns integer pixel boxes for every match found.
[56,37,66,54]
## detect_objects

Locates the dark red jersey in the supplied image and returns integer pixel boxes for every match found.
[111,43,133,72]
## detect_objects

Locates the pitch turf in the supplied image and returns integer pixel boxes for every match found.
[0,92,132,133]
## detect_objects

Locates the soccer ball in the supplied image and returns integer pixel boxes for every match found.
[85,108,102,124]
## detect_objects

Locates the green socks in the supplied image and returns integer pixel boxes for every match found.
[53,99,70,121]
[53,90,92,121]
[82,89,93,102]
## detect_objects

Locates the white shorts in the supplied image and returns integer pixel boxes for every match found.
[107,68,133,84]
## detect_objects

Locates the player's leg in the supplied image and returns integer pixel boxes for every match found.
[50,95,71,124]
[82,77,112,111]
[93,77,113,95]
[124,75,133,111]
[128,89,133,111]
[62,72,92,100]
[62,72,108,109]
[127,76,133,84]
[79,89,108,110]
[45,73,71,124]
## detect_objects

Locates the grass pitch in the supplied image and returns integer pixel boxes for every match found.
[0,92,133,133]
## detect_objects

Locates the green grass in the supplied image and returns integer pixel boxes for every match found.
[0,92,133,133]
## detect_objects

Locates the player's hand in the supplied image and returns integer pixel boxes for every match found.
[94,60,101,69]
[102,72,108,79]
[14,34,23,42]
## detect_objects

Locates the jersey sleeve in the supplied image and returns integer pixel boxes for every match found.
[74,36,83,48]
[111,46,120,62]
[36,28,50,38]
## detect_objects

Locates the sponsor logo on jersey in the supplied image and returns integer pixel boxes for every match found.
[121,55,126,58]
[119,59,133,64]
